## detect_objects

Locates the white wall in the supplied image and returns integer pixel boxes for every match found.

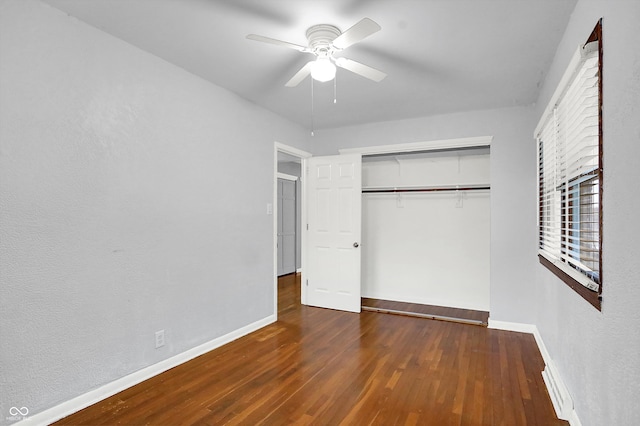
[361,152,490,311]
[532,1,640,424]
[312,106,539,324]
[3,0,636,423]
[0,0,310,420]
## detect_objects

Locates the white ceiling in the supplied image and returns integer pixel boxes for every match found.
[42,0,577,130]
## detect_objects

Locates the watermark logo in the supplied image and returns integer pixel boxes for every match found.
[6,407,29,422]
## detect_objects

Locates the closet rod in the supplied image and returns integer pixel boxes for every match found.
[362,185,490,194]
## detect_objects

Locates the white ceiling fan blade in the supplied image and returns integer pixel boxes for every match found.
[285,62,313,87]
[332,18,381,50]
[246,34,308,52]
[335,57,387,82]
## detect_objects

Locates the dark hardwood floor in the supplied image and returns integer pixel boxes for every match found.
[361,297,489,326]
[54,273,566,425]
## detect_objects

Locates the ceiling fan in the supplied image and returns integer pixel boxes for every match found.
[247,18,387,87]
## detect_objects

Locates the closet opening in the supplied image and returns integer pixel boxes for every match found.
[359,146,491,326]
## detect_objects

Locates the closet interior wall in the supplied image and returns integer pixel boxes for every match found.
[361,148,491,311]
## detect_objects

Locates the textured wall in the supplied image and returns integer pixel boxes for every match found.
[0,0,309,420]
[532,1,640,424]
[312,106,539,324]
[3,0,637,423]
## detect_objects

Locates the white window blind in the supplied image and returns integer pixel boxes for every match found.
[536,41,600,292]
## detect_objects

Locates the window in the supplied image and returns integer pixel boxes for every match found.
[535,21,602,310]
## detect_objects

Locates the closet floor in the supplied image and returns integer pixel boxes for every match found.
[361,297,489,326]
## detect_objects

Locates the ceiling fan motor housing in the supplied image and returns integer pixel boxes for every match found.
[246,18,385,87]
[306,24,341,56]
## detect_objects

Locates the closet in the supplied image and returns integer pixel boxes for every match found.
[360,147,490,313]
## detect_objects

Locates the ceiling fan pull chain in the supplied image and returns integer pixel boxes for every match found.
[310,78,315,137]
[334,74,337,104]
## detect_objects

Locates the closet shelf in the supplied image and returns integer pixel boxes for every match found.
[362,184,490,194]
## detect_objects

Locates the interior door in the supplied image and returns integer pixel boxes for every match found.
[306,154,362,313]
[277,178,297,276]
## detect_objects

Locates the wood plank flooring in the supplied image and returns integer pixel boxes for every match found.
[361,298,489,326]
[54,273,566,425]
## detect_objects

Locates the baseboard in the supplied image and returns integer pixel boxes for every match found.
[567,409,584,426]
[19,314,276,426]
[487,319,536,334]
[541,359,578,424]
[531,327,551,369]
[487,319,581,425]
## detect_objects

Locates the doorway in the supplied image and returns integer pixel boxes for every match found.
[277,174,298,277]
[273,142,311,319]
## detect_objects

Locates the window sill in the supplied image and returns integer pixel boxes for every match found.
[538,254,601,311]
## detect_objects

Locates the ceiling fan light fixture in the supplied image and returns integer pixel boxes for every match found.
[247,18,385,87]
[310,57,336,82]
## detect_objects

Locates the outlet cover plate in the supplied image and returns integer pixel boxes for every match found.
[155,330,165,348]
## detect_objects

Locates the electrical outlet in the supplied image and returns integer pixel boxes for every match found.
[155,330,165,349]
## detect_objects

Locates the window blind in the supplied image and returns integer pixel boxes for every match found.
[536,41,600,292]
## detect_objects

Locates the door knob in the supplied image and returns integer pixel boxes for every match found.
[353,242,359,248]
